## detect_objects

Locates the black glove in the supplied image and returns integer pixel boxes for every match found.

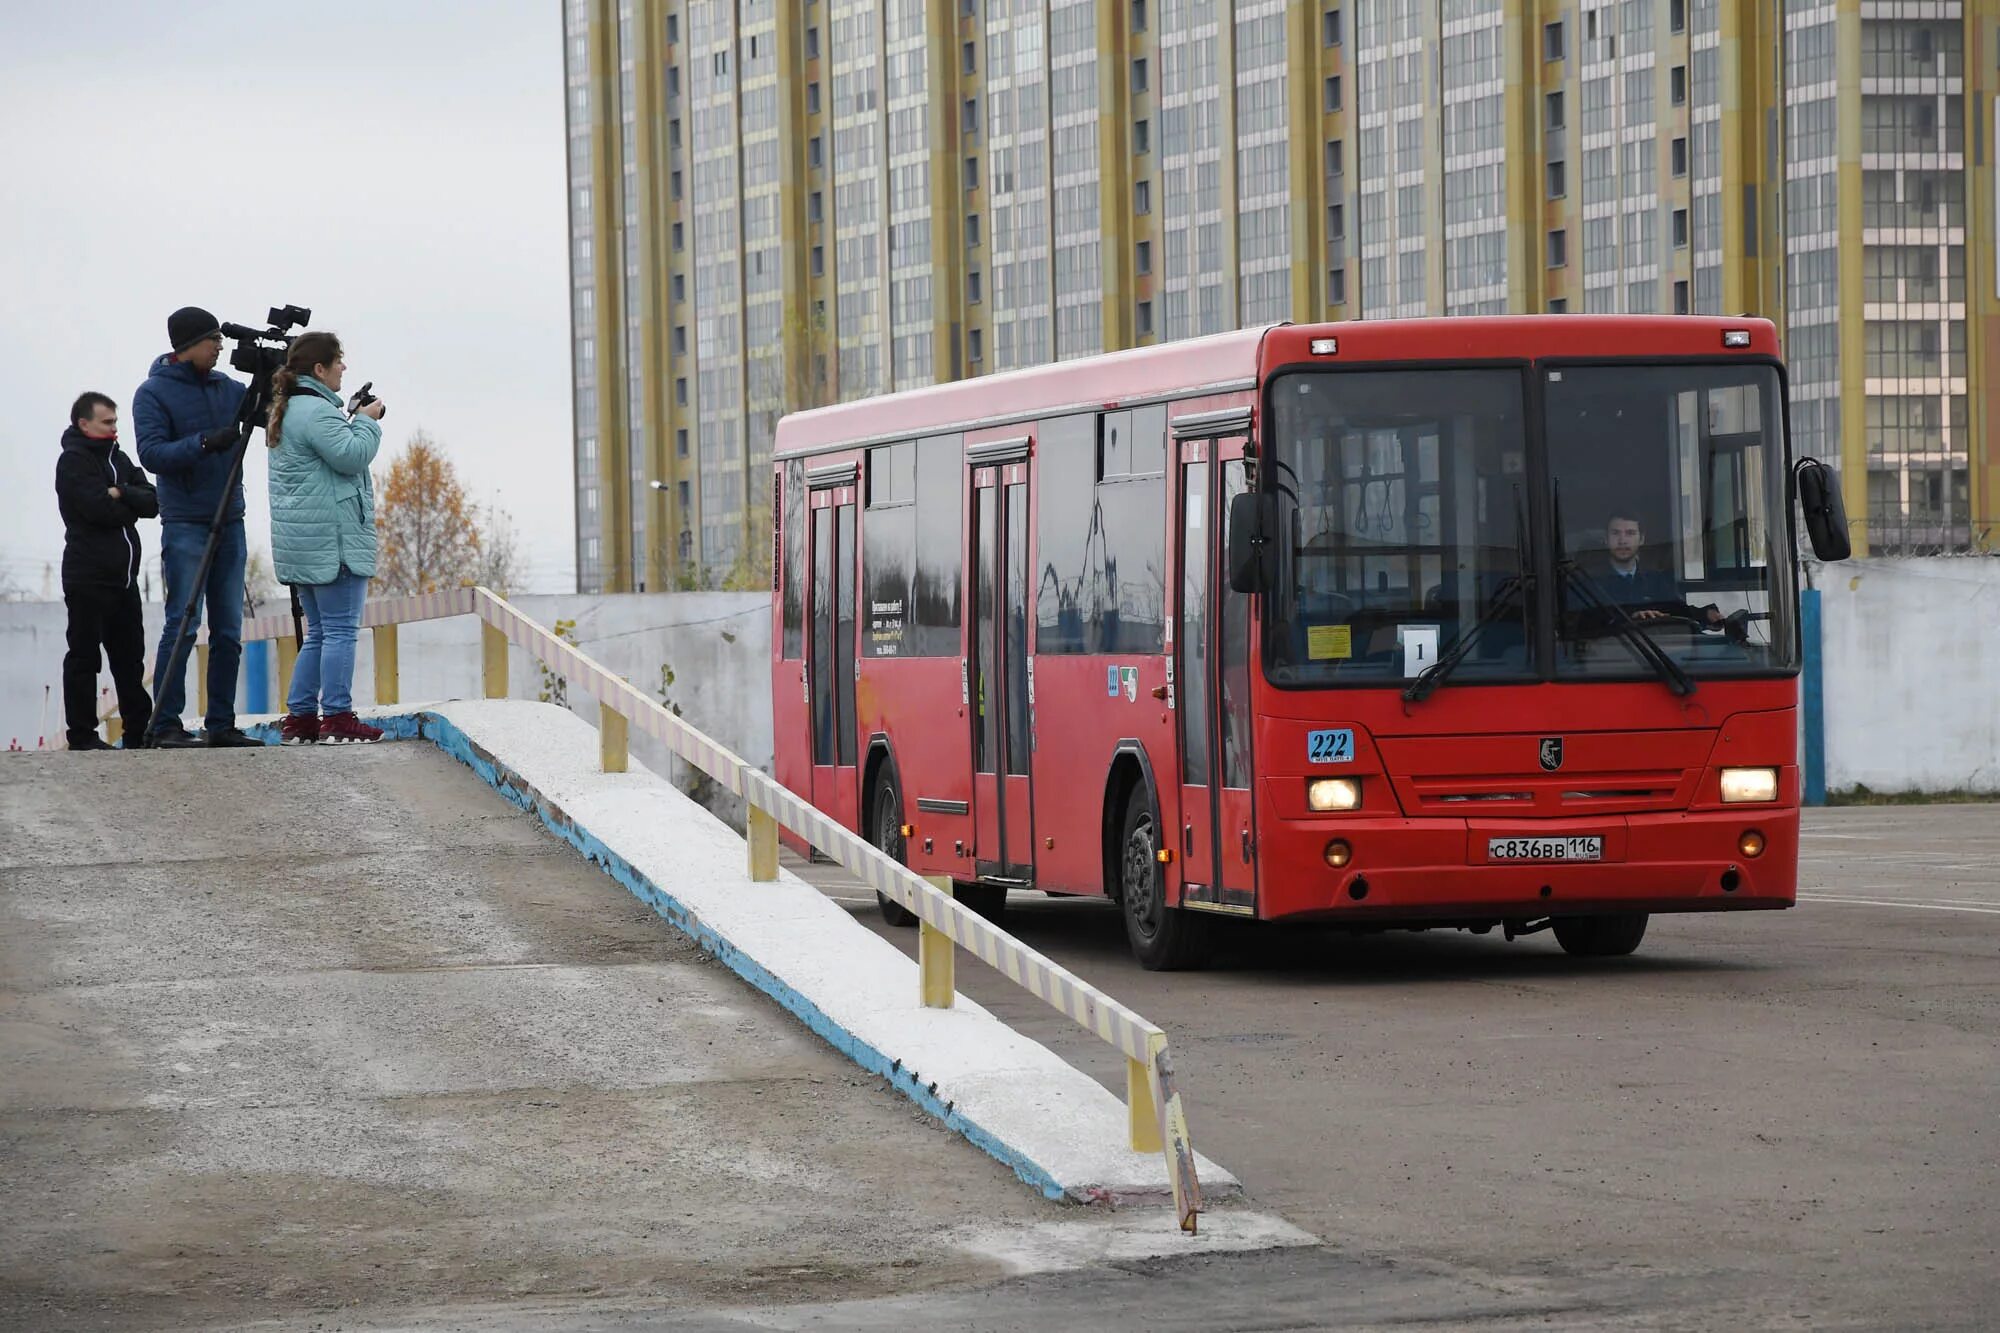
[200,427,238,454]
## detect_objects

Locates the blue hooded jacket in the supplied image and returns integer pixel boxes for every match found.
[132,353,249,524]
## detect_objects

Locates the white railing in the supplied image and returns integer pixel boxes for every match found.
[233,587,1205,1230]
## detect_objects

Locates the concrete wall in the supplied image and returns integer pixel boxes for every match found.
[0,595,774,811]
[8,565,1998,793]
[1815,559,2000,794]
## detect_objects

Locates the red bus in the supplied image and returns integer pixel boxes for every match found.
[770,317,1850,969]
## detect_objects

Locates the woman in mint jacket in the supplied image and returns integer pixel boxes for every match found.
[266,332,389,744]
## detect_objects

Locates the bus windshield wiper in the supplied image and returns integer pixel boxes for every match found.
[1406,486,1531,704]
[1550,477,1697,698]
[1404,572,1530,703]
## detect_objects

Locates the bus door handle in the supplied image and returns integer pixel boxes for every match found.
[800,665,809,703]
[1240,827,1254,863]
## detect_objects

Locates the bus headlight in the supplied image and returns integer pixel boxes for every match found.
[1719,767,1779,804]
[1307,778,1362,812]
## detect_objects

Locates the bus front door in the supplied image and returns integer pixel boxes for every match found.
[1176,436,1258,916]
[808,482,860,832]
[970,463,1034,881]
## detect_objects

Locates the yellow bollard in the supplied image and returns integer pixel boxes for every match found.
[1127,1041,1164,1154]
[746,802,779,881]
[275,635,298,709]
[195,643,210,718]
[372,624,399,705]
[918,874,956,1009]
[481,623,508,698]
[600,702,628,773]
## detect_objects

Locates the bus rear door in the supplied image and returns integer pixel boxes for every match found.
[807,477,860,832]
[970,458,1035,881]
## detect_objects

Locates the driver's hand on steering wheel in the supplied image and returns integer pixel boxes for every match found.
[1632,609,1666,622]
[1702,605,1724,625]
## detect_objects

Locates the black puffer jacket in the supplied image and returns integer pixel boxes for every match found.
[55,426,157,589]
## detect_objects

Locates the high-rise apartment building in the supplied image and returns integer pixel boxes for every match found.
[564,0,1998,590]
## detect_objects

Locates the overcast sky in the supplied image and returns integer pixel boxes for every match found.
[1,2,576,598]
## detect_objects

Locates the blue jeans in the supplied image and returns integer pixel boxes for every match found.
[288,570,369,715]
[151,519,246,734]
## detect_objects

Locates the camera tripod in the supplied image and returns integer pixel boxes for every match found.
[146,307,310,745]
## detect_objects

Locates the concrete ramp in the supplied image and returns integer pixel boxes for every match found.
[0,734,1300,1330]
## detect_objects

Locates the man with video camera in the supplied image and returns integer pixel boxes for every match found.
[133,306,261,748]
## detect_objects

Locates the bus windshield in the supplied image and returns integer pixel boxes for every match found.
[1545,363,1797,678]
[1264,368,1533,688]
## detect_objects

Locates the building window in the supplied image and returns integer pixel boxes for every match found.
[969,328,983,361]
[672,326,687,355]
[811,245,824,276]
[1547,228,1567,268]
[1133,0,1147,32]
[671,170,682,200]
[966,213,981,246]
[1544,20,1564,62]
[963,40,976,74]
[808,135,822,168]
[1136,300,1154,335]
[672,222,684,250]
[968,270,982,303]
[1325,75,1342,112]
[667,67,679,97]
[1135,179,1151,213]
[672,273,685,302]
[1671,136,1688,177]
[1546,90,1564,131]
[1673,280,1690,314]
[678,480,690,508]
[1672,208,1689,248]
[669,119,681,148]
[1325,7,1342,46]
[665,14,677,43]
[1326,138,1344,177]
[1547,159,1566,199]
[1136,240,1151,274]
[963,98,977,135]
[1671,66,1687,107]
[1132,58,1148,93]
[1135,118,1150,154]
[1330,265,1347,304]
[675,378,688,405]
[807,81,820,114]
[805,27,819,59]
[809,191,823,223]
[1670,0,1686,34]
[1548,297,1568,314]
[966,156,979,190]
[1329,201,1345,239]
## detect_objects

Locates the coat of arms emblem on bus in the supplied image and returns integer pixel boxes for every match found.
[1539,737,1565,772]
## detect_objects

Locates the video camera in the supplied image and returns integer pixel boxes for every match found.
[218,304,312,377]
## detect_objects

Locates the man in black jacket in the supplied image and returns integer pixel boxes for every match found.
[56,392,158,750]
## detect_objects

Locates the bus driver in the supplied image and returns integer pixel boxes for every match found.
[1592,511,1723,627]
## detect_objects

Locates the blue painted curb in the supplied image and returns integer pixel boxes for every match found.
[247,709,1073,1203]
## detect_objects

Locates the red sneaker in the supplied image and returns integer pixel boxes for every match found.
[280,713,319,745]
[319,712,384,745]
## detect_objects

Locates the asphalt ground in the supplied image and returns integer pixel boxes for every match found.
[795,802,2000,1330]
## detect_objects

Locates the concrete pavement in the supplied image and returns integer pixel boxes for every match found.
[799,803,2000,1329]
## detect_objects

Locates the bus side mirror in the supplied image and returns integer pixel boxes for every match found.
[1795,458,1851,561]
[1228,492,1278,593]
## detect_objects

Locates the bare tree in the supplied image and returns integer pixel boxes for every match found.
[476,503,522,595]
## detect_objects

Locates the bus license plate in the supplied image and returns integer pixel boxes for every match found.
[1488,836,1603,862]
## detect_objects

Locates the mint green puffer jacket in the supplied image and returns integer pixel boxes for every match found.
[268,377,382,585]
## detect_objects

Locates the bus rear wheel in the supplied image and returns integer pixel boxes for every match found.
[1119,787,1212,971]
[870,773,919,928]
[1553,913,1649,957]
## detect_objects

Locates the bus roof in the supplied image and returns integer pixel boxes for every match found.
[773,315,1781,458]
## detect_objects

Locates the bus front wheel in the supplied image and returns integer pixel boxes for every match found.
[1552,913,1649,957]
[870,772,919,928]
[1119,787,1212,971]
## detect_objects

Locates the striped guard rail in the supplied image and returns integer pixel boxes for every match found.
[236,586,1204,1230]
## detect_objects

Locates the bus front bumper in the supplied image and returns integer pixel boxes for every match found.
[1253,808,1799,923]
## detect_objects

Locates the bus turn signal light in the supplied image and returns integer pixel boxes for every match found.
[1323,839,1352,868]
[1739,830,1766,859]
[1719,767,1778,803]
[1307,778,1361,812]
